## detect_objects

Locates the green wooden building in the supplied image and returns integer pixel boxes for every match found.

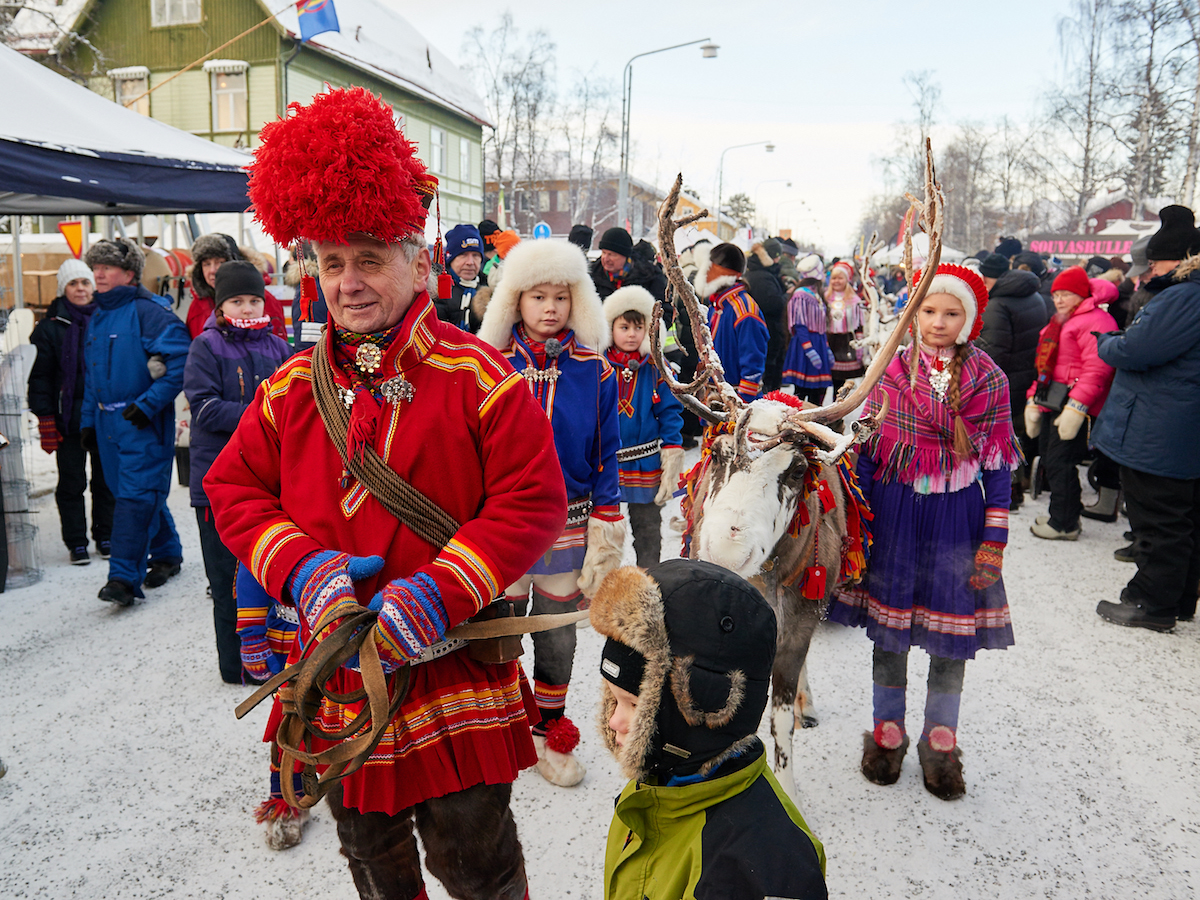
[11,0,490,227]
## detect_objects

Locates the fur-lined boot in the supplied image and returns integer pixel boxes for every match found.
[532,716,585,787]
[861,723,908,786]
[255,798,309,850]
[916,739,965,800]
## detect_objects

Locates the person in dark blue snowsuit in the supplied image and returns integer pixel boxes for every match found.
[81,239,192,606]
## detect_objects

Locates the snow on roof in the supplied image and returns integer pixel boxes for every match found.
[1081,187,1176,222]
[273,0,491,128]
[5,0,91,54]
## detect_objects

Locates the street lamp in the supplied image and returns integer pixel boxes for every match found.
[618,39,718,231]
[755,179,791,230]
[775,198,816,237]
[716,141,773,240]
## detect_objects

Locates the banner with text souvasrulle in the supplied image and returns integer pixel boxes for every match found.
[1027,235,1137,257]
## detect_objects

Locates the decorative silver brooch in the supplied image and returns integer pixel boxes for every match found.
[355,343,383,374]
[522,367,560,386]
[381,376,416,404]
[928,364,951,401]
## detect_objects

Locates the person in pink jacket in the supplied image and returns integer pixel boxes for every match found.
[1025,266,1118,539]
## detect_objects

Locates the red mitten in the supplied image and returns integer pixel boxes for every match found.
[969,540,1005,590]
[37,416,61,454]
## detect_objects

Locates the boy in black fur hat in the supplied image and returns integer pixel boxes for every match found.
[591,560,827,900]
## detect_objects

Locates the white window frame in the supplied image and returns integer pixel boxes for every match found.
[429,126,445,174]
[151,0,201,27]
[459,136,471,184]
[108,66,151,116]
[204,60,249,133]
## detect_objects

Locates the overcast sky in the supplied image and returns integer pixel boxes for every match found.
[396,0,1074,253]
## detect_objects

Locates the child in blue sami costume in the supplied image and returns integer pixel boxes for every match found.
[602,286,684,568]
[695,242,769,403]
[479,238,626,788]
[234,564,307,850]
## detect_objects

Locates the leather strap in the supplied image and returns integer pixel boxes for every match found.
[311,337,459,550]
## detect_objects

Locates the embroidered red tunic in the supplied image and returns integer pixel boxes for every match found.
[205,294,567,814]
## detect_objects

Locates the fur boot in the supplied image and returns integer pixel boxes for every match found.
[578,517,628,598]
[255,798,309,850]
[916,739,965,800]
[860,731,909,786]
[532,717,585,787]
[1081,487,1121,522]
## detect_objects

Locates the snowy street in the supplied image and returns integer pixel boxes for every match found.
[1,445,1197,899]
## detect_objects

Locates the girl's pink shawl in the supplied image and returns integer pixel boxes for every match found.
[861,344,1022,494]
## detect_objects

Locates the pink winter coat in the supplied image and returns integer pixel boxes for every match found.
[1027,294,1118,416]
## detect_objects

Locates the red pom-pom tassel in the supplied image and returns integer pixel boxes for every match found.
[347,389,381,461]
[545,716,581,754]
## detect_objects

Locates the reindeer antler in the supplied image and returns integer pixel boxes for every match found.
[790,138,944,428]
[651,174,747,425]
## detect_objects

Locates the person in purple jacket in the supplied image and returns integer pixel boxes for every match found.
[184,261,292,683]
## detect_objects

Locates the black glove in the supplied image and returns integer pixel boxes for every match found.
[122,403,152,430]
[80,427,96,452]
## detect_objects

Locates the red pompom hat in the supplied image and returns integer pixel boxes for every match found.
[911,263,990,343]
[248,86,436,247]
[1050,265,1092,300]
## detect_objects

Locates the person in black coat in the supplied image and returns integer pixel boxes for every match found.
[590,227,668,304]
[28,259,115,564]
[975,253,1050,508]
[432,223,488,333]
[744,241,789,392]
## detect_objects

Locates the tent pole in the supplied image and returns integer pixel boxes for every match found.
[115,217,128,239]
[12,216,24,309]
[81,216,90,255]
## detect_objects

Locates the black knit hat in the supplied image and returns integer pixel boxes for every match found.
[979,253,1009,279]
[1085,255,1111,275]
[1146,205,1200,261]
[214,260,265,306]
[709,242,746,274]
[995,237,1022,258]
[594,560,777,781]
[477,219,501,239]
[1013,250,1046,276]
[568,224,594,252]
[598,226,634,257]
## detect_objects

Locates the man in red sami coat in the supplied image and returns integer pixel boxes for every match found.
[205,87,566,900]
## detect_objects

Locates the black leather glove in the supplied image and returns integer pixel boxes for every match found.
[80,427,96,452]
[122,403,152,430]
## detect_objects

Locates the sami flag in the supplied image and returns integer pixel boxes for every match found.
[297,0,339,42]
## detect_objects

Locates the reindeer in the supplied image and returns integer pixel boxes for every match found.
[649,143,945,804]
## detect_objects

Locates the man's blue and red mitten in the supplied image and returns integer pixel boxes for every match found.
[286,550,384,640]
[368,573,449,670]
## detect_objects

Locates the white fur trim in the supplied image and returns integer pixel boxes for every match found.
[603,285,665,356]
[697,273,737,300]
[477,240,609,351]
[925,272,977,345]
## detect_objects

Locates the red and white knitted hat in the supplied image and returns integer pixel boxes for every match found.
[912,263,990,344]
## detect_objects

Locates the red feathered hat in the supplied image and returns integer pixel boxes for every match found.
[248,87,434,247]
[911,263,990,344]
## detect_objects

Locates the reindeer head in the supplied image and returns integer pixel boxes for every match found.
[652,143,943,577]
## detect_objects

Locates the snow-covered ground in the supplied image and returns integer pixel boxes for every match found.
[2,438,1198,899]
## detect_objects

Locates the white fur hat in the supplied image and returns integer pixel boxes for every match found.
[478,238,608,351]
[602,285,666,357]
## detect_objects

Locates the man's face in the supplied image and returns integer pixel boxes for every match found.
[316,235,431,333]
[92,264,136,293]
[450,252,482,282]
[600,250,627,276]
[1148,258,1180,278]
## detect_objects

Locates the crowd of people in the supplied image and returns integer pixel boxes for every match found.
[20,83,1200,900]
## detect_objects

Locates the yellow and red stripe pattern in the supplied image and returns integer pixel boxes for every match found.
[430,536,503,616]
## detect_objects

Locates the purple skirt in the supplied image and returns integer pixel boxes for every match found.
[826,477,1014,659]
